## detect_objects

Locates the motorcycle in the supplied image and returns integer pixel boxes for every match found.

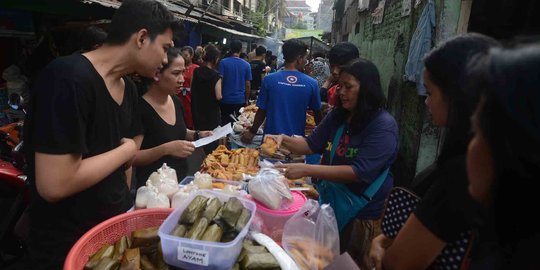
[0,97,27,266]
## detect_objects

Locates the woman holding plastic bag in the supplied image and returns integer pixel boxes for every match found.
[276,58,399,268]
[133,48,213,189]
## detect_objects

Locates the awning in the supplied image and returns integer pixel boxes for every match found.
[200,21,261,39]
[81,0,198,23]
[290,36,331,53]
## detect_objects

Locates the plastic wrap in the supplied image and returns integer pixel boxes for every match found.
[248,168,293,210]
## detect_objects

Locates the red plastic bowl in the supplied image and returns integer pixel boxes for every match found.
[64,208,173,270]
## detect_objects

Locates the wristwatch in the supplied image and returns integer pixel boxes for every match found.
[194,130,200,140]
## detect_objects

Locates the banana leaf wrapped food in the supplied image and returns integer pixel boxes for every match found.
[85,244,114,270]
[179,195,209,225]
[185,217,210,240]
[120,248,140,270]
[221,197,245,228]
[201,224,224,242]
[113,236,130,260]
[132,226,160,256]
[235,208,251,232]
[240,253,280,270]
[140,255,157,270]
[171,224,188,238]
[202,197,223,220]
[93,257,120,270]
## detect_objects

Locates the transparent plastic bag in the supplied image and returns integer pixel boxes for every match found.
[282,200,340,270]
[248,168,293,210]
[146,163,179,199]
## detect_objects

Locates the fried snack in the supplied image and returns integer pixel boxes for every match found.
[287,238,334,270]
[306,113,316,127]
[201,145,260,180]
[261,137,278,156]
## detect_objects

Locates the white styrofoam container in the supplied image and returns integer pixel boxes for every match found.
[158,190,256,270]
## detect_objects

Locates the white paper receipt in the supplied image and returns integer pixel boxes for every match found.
[192,123,233,148]
[177,246,209,266]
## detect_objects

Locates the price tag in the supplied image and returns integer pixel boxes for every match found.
[177,246,209,266]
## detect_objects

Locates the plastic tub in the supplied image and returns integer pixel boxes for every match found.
[179,176,242,186]
[158,190,256,270]
[252,191,307,244]
[64,208,173,270]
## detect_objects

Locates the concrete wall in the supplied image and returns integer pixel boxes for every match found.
[341,0,465,186]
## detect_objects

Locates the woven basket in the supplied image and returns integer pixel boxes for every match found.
[63,208,173,270]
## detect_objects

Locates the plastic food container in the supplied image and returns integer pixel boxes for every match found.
[179,176,241,186]
[252,191,307,244]
[64,208,173,270]
[158,190,256,270]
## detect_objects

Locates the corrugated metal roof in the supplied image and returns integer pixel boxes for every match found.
[81,0,198,22]
[80,0,261,38]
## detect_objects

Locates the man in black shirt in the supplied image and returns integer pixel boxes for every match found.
[21,0,178,268]
[249,45,268,99]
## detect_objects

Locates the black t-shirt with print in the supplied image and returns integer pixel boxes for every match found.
[136,95,188,188]
[24,53,142,269]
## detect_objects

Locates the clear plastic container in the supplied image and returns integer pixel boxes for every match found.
[251,191,307,244]
[158,190,256,270]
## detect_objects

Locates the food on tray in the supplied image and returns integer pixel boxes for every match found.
[171,195,251,244]
[85,226,165,270]
[259,136,304,162]
[201,145,260,180]
[286,238,334,270]
[233,105,261,134]
[261,136,279,156]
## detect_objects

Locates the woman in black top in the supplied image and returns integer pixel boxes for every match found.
[467,46,540,269]
[369,34,500,269]
[191,44,222,154]
[133,48,212,188]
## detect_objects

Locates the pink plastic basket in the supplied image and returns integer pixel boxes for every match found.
[251,191,307,244]
[64,208,173,270]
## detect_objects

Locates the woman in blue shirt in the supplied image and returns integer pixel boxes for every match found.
[277,58,399,269]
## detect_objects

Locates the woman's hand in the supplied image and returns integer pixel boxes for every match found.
[275,163,310,179]
[369,234,393,270]
[165,140,195,158]
[199,131,213,138]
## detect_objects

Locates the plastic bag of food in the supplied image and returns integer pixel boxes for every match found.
[145,163,179,200]
[248,168,293,210]
[282,200,339,270]
[193,172,213,189]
